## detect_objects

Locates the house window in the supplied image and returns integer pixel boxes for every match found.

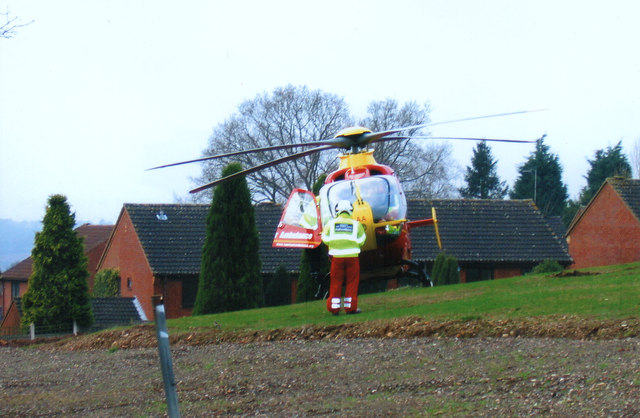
[127,278,133,290]
[11,281,20,299]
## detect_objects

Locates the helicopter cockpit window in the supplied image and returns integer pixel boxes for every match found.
[281,191,319,230]
[321,175,407,223]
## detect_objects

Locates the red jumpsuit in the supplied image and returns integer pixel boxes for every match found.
[321,213,366,314]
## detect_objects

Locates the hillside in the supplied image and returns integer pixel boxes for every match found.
[47,262,640,350]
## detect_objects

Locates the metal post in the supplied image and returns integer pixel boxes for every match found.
[30,323,35,340]
[152,296,180,418]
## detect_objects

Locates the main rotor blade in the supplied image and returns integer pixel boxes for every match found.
[371,135,538,144]
[383,109,548,134]
[147,139,343,171]
[189,144,335,194]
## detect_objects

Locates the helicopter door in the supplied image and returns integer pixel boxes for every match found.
[272,189,322,249]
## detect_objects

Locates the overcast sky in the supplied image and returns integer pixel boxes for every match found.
[1,0,639,225]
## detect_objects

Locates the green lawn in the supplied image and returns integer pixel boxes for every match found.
[167,262,640,333]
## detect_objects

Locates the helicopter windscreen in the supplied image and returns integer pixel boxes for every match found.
[319,175,407,224]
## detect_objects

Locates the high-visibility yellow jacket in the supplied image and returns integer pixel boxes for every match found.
[321,213,366,257]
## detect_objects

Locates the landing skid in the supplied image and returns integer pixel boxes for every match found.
[400,259,433,287]
[314,260,432,300]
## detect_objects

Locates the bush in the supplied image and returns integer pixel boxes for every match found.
[264,264,292,307]
[531,259,564,275]
[443,256,460,285]
[432,252,447,286]
[93,269,120,297]
[432,252,460,286]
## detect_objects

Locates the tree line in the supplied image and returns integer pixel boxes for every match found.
[197,85,634,227]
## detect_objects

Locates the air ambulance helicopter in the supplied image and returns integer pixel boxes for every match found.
[151,110,539,291]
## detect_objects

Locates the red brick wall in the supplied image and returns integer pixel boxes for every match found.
[459,267,523,283]
[1,281,28,319]
[86,241,108,293]
[494,268,523,279]
[161,278,193,319]
[568,184,640,269]
[99,210,156,320]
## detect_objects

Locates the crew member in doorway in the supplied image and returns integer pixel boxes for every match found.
[321,200,366,315]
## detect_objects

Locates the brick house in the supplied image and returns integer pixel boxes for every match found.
[566,177,640,269]
[0,224,113,320]
[409,199,572,281]
[97,203,300,320]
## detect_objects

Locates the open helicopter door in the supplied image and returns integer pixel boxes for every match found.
[273,189,322,249]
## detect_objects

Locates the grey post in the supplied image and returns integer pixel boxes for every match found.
[153,295,180,417]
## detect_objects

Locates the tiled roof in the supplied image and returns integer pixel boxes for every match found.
[125,204,209,275]
[1,257,33,281]
[408,199,573,265]
[608,177,640,222]
[75,224,113,252]
[123,199,572,276]
[1,224,113,281]
[91,297,145,327]
[124,203,301,276]
[544,216,569,251]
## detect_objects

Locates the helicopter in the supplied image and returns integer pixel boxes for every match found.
[150,110,539,290]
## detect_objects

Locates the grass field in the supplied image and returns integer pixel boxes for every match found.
[167,262,640,334]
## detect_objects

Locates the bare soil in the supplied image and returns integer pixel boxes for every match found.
[2,317,640,416]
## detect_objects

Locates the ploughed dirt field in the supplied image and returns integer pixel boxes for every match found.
[2,317,640,416]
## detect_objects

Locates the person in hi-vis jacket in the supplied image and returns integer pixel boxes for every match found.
[321,200,366,315]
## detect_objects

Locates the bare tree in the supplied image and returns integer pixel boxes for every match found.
[1,7,33,39]
[360,99,458,198]
[197,85,352,203]
[196,89,459,203]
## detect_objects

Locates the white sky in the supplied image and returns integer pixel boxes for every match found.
[1,0,639,224]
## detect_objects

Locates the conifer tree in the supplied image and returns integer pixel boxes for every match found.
[264,264,291,307]
[459,141,508,199]
[431,252,448,286]
[510,136,568,217]
[21,195,93,328]
[579,141,632,205]
[563,142,632,226]
[193,163,263,315]
[442,256,461,285]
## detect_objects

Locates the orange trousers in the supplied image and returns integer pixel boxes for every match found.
[326,256,360,314]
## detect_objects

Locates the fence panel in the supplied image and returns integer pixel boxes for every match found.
[0,322,75,340]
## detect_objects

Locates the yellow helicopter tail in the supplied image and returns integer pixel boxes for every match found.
[432,207,442,250]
